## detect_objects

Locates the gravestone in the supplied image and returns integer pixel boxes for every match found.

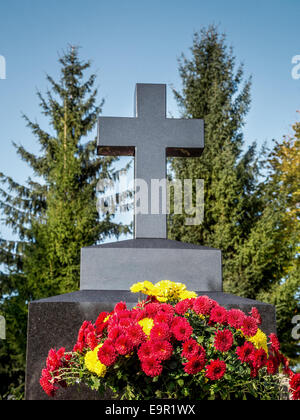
[25,84,277,400]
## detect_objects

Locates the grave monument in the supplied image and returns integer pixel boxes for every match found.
[25,84,276,400]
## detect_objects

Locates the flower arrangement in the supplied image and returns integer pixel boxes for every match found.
[40,281,299,400]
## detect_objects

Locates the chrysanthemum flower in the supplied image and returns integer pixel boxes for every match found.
[40,369,58,397]
[250,348,268,370]
[86,331,98,351]
[179,291,197,300]
[144,303,160,318]
[118,318,133,329]
[150,322,171,341]
[115,335,133,356]
[290,373,300,400]
[85,344,107,377]
[184,355,206,375]
[138,318,155,337]
[250,307,262,326]
[193,296,214,316]
[269,333,280,353]
[227,309,245,329]
[46,348,65,372]
[154,311,173,325]
[182,339,206,361]
[241,316,258,337]
[214,329,233,353]
[138,342,153,361]
[127,324,146,346]
[205,359,226,381]
[266,355,279,375]
[157,303,175,317]
[172,318,193,342]
[97,342,117,367]
[141,357,163,377]
[108,326,124,341]
[152,340,173,361]
[175,299,193,315]
[182,339,199,359]
[114,302,127,313]
[209,306,228,325]
[248,329,268,354]
[236,341,255,364]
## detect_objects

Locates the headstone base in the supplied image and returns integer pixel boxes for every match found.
[25,290,276,400]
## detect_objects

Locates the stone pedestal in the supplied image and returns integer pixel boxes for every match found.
[80,239,223,292]
[25,290,276,400]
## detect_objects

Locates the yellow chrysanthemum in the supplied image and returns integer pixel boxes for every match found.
[138,318,154,336]
[130,281,155,295]
[180,290,198,300]
[84,344,107,378]
[247,329,268,355]
[130,280,197,304]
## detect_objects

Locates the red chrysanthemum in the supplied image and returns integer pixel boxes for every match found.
[172,318,193,342]
[290,373,300,400]
[150,323,171,341]
[227,309,245,330]
[209,306,228,325]
[116,310,133,320]
[46,348,65,372]
[118,318,133,329]
[214,329,233,353]
[86,331,98,350]
[182,339,202,360]
[141,357,163,377]
[205,359,226,381]
[95,312,109,335]
[266,355,279,375]
[138,342,153,362]
[40,369,58,398]
[236,342,255,364]
[73,342,84,353]
[175,299,194,315]
[152,340,173,361]
[250,348,268,370]
[269,333,280,353]
[97,342,117,367]
[193,296,214,316]
[250,307,262,326]
[108,326,124,341]
[114,302,127,313]
[154,311,173,325]
[184,355,206,375]
[115,335,133,356]
[127,324,146,346]
[145,303,160,318]
[75,321,96,350]
[241,316,258,337]
[158,303,175,317]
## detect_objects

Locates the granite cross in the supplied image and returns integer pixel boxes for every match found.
[97,83,204,239]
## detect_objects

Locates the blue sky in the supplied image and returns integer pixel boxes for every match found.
[0,0,300,239]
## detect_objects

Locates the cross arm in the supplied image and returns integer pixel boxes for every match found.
[164,119,205,157]
[97,117,138,156]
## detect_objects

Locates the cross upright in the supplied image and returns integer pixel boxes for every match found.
[98,83,204,239]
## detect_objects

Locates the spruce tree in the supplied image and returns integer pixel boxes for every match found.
[169,26,257,286]
[0,47,128,397]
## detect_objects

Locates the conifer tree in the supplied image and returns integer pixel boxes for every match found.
[0,47,128,397]
[169,26,257,285]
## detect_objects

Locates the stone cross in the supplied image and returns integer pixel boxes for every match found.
[98,84,204,239]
